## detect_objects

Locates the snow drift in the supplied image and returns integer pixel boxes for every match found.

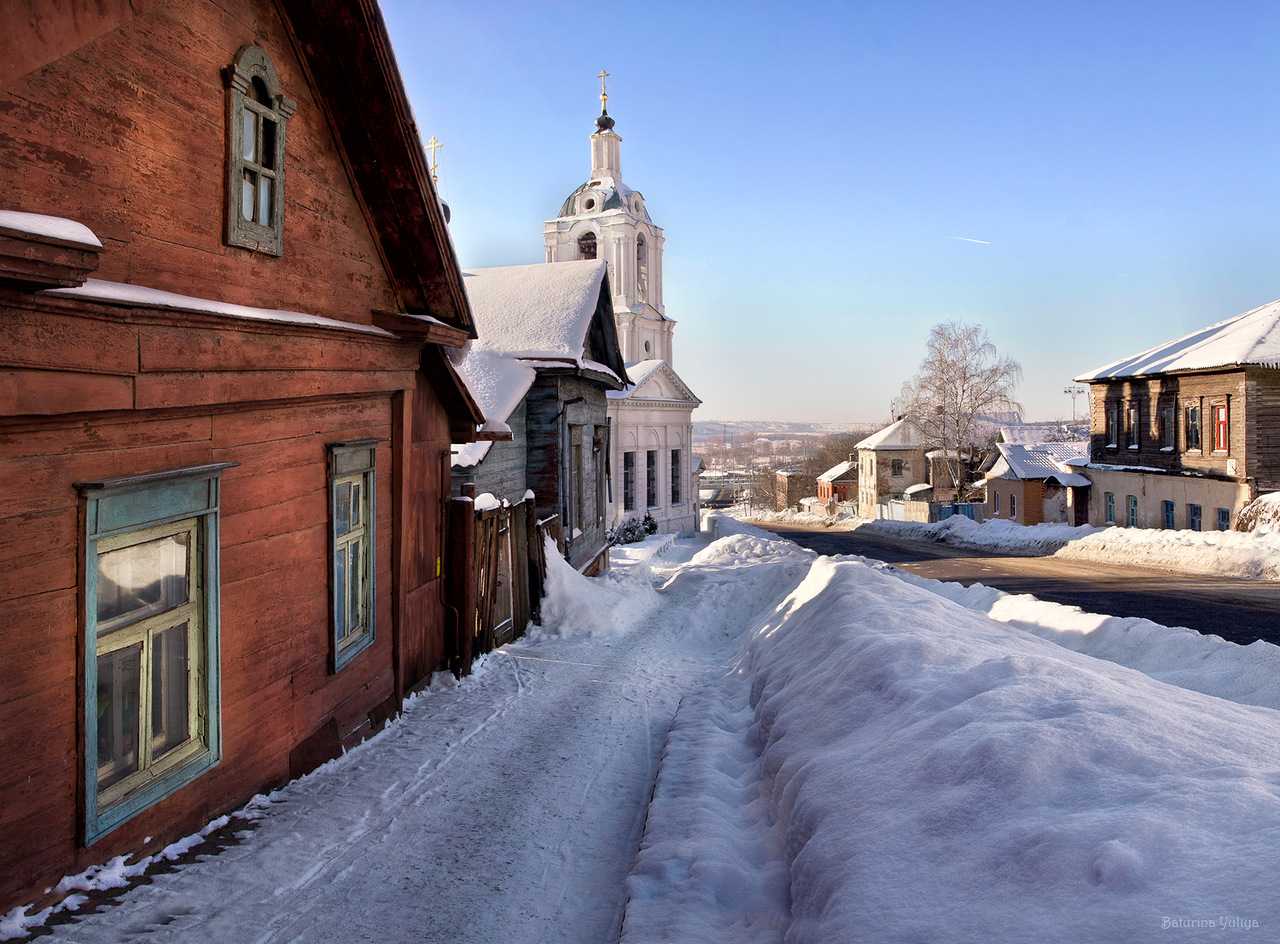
[743,554,1280,942]
[862,514,1280,580]
[536,537,659,637]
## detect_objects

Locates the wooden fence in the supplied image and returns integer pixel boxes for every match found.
[448,485,557,676]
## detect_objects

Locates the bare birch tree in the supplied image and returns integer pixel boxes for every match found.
[899,322,1022,493]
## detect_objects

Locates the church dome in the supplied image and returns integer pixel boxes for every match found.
[557,178,652,222]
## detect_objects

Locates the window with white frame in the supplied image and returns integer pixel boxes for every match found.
[1126,403,1140,449]
[330,442,376,670]
[1126,494,1138,527]
[79,463,229,843]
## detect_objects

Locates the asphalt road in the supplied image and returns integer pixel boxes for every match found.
[757,523,1280,647]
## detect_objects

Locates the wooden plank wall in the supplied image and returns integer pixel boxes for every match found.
[0,393,404,907]
[0,0,399,325]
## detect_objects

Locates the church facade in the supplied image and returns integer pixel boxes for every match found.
[542,80,701,534]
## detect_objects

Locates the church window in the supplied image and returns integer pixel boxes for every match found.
[224,45,294,256]
[643,340,651,355]
[583,198,596,211]
[636,234,648,302]
[577,232,597,260]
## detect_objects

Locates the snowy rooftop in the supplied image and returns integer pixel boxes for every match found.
[855,419,924,451]
[999,423,1088,445]
[0,209,102,248]
[817,459,856,483]
[463,261,607,363]
[987,441,1090,486]
[1075,298,1280,381]
[450,348,536,430]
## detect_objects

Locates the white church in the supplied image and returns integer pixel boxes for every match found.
[542,75,701,534]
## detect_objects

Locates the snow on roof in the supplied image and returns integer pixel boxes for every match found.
[818,459,856,483]
[463,261,606,363]
[1075,298,1280,381]
[855,419,925,450]
[449,349,536,428]
[903,483,933,497]
[606,358,694,401]
[451,441,493,469]
[46,278,393,337]
[988,441,1091,486]
[0,209,102,248]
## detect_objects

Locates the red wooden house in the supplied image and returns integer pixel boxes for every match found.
[0,0,483,913]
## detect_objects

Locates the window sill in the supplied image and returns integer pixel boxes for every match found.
[1127,446,1140,451]
[89,747,218,845]
[334,627,376,673]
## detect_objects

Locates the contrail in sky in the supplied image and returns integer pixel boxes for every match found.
[949,235,992,245]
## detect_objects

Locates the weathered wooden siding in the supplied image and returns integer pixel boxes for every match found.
[0,390,402,908]
[453,399,529,504]
[1087,372,1248,481]
[0,0,399,325]
[1245,367,1280,492]
[524,374,609,571]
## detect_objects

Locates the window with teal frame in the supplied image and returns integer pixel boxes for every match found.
[77,462,232,844]
[329,441,377,671]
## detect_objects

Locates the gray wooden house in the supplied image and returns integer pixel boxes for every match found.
[451,260,628,580]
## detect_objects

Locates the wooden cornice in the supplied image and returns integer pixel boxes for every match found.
[371,309,470,348]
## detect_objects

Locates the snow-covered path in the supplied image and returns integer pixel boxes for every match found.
[43,536,800,944]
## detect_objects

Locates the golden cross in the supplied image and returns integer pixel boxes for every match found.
[425,135,442,183]
[597,69,609,110]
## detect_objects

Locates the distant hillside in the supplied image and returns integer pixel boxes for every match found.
[694,420,877,442]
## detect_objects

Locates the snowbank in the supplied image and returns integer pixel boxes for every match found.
[889,567,1280,711]
[736,505,855,529]
[863,514,1280,580]
[536,537,659,637]
[1236,491,1280,532]
[743,556,1280,941]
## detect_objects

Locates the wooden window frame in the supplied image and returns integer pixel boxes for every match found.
[224,45,296,257]
[1105,402,1120,449]
[1104,491,1116,524]
[1217,507,1231,531]
[1159,404,1176,451]
[890,458,905,478]
[1184,402,1202,453]
[329,442,377,672]
[1125,403,1140,450]
[78,463,232,844]
[1212,402,1229,454]
[1162,500,1175,529]
[1126,494,1138,527]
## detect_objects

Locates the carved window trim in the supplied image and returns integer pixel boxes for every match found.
[223,45,296,256]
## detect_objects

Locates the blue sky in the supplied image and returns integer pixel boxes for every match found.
[384,0,1280,425]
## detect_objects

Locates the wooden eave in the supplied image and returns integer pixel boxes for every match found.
[278,0,476,337]
[372,309,470,348]
[0,225,100,290]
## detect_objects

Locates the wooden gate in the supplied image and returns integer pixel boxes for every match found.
[469,499,553,661]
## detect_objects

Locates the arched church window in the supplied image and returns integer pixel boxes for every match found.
[577,232,597,260]
[636,233,648,302]
[224,45,295,256]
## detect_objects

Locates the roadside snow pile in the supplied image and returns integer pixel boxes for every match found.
[865,514,1280,580]
[745,556,1280,942]
[1237,491,1280,532]
[888,567,1280,711]
[536,537,659,637]
[736,505,855,529]
[1053,524,1280,580]
[862,515,1095,553]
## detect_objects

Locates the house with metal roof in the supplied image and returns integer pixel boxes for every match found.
[983,441,1091,525]
[1071,298,1280,530]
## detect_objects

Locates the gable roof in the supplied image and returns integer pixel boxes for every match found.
[1075,298,1280,382]
[818,459,856,483]
[986,441,1090,486]
[606,358,701,404]
[278,0,473,333]
[463,261,625,379]
[449,349,537,430]
[856,419,925,450]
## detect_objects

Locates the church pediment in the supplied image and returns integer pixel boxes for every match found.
[611,360,701,405]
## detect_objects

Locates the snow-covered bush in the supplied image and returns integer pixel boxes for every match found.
[1235,491,1280,532]
[642,513,658,535]
[608,517,650,546]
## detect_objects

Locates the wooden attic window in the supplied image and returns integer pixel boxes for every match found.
[223,45,296,257]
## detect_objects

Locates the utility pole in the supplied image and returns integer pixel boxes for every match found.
[1063,385,1086,424]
